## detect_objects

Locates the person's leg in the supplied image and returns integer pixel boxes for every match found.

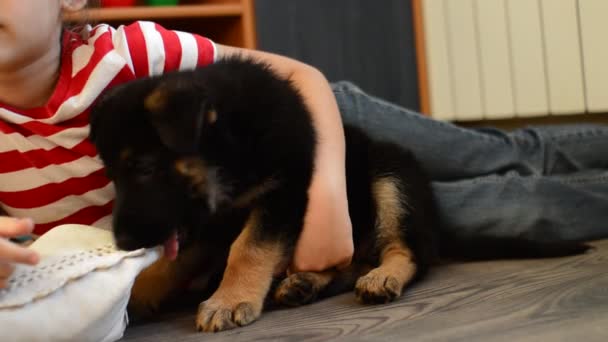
[511,124,608,174]
[433,170,608,242]
[332,81,608,181]
[332,81,608,242]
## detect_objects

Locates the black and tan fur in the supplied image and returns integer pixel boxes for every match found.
[89,57,589,332]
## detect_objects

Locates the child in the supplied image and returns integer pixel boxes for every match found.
[0,0,353,287]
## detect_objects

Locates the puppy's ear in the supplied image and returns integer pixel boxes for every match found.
[144,85,207,154]
[89,91,116,147]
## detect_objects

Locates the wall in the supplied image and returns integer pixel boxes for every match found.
[254,0,421,111]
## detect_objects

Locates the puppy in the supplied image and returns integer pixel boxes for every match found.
[89,57,589,332]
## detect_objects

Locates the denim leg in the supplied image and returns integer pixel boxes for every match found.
[332,81,608,242]
[434,170,608,242]
[515,124,608,174]
[332,81,608,181]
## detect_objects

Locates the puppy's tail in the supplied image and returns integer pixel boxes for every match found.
[439,235,592,261]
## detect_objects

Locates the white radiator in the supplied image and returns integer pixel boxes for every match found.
[419,0,608,121]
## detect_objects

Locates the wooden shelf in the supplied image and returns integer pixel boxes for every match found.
[65,1,256,49]
[65,4,242,21]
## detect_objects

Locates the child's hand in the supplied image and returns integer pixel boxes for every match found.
[291,177,354,273]
[0,217,40,289]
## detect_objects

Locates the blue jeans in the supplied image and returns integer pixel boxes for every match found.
[332,81,608,242]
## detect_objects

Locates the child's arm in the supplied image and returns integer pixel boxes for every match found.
[216,44,354,272]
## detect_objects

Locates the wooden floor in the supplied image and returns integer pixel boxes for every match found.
[122,239,608,342]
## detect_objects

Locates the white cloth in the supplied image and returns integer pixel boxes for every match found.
[0,224,160,342]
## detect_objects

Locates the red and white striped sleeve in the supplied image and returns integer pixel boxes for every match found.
[113,21,217,78]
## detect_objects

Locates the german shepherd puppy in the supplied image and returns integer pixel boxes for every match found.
[89,57,589,332]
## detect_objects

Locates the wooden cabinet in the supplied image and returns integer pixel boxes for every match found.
[65,0,256,48]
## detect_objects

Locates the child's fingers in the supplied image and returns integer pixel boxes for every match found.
[0,238,39,265]
[0,262,15,279]
[0,262,16,289]
[0,217,34,238]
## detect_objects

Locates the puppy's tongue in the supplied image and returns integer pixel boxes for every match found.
[163,232,179,261]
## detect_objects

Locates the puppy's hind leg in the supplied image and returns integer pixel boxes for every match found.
[355,176,418,304]
[273,271,336,307]
[273,263,375,307]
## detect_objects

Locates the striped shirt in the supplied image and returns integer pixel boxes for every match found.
[0,21,217,235]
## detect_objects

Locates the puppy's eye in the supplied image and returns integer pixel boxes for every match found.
[138,163,156,177]
[205,109,218,125]
[128,158,157,177]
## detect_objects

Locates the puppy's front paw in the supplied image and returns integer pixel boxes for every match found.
[128,257,184,318]
[274,272,319,307]
[128,294,162,318]
[196,299,260,332]
[128,276,172,317]
[355,269,402,304]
